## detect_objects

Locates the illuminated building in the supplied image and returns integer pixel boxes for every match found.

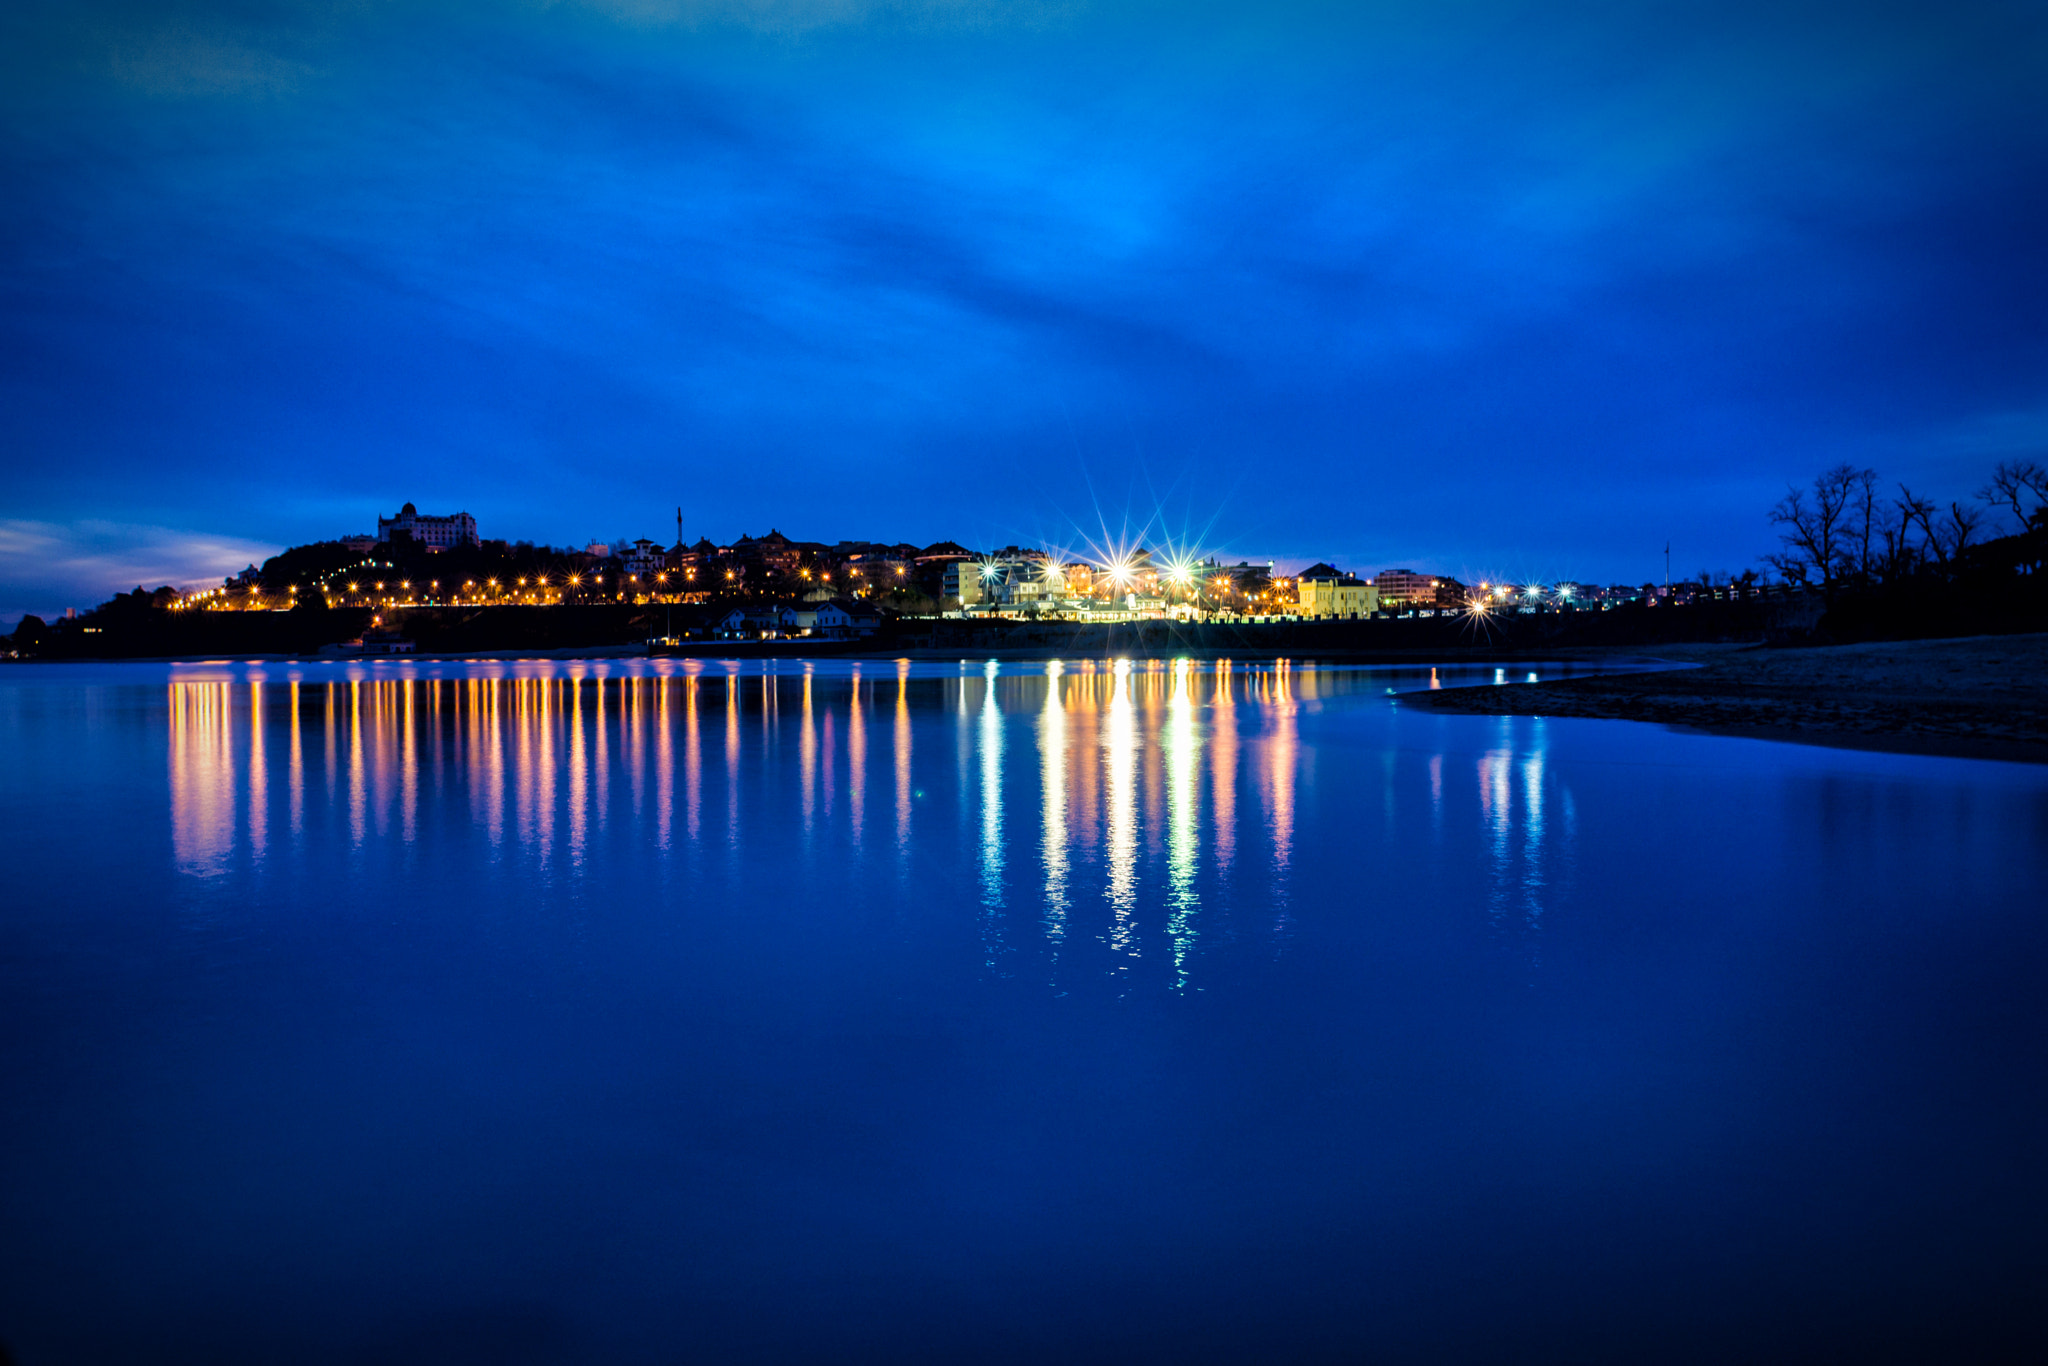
[1370,568,1439,605]
[1296,563,1379,618]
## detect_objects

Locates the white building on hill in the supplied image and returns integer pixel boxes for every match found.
[377,502,479,551]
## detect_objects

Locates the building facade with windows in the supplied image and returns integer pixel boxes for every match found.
[377,502,479,551]
[1371,569,1438,605]
[1296,563,1379,618]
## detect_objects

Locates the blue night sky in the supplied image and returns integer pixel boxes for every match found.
[3,1,2046,620]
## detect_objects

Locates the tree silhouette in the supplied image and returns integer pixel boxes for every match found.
[1766,464,1866,600]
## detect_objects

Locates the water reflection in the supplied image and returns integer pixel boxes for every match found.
[1039,662,1069,977]
[1165,659,1200,990]
[164,660,1582,990]
[847,664,864,845]
[1104,659,1139,972]
[1264,660,1297,942]
[979,661,1007,971]
[169,681,233,876]
[894,660,912,861]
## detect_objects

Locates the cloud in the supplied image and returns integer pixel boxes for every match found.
[107,29,311,97]
[0,520,282,628]
[7,1,2045,584]
[570,0,1079,36]
[1927,406,2048,463]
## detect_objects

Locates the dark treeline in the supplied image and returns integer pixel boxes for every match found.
[6,603,661,660]
[1762,458,2046,640]
[8,590,373,660]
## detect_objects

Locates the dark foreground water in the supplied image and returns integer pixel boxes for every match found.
[3,657,2046,1364]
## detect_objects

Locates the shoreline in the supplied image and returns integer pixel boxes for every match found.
[14,634,2048,766]
[5,640,1700,667]
[1404,634,2048,765]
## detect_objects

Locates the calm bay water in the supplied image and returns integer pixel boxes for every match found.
[3,657,2046,1363]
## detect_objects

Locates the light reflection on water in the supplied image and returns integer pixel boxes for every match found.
[157,658,1589,992]
[978,660,1006,971]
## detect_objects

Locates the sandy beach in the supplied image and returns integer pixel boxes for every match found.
[1409,633,2048,763]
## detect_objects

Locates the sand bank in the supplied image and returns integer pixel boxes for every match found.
[1408,634,2048,764]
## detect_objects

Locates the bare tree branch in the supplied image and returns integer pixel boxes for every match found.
[1846,468,1881,582]
[1942,500,1985,564]
[1900,484,1950,570]
[1882,484,1932,579]
[1977,459,2048,532]
[1768,465,1866,599]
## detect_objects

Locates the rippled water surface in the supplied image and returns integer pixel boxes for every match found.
[3,657,2046,1363]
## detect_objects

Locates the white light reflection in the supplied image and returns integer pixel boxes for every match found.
[1104,658,1139,973]
[1479,737,1513,926]
[1522,735,1547,940]
[1471,716,1575,964]
[1429,752,1444,843]
[1039,660,1069,980]
[1164,657,1200,990]
[978,660,1007,973]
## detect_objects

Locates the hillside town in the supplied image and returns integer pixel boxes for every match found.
[153,500,1759,642]
[11,460,2041,658]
